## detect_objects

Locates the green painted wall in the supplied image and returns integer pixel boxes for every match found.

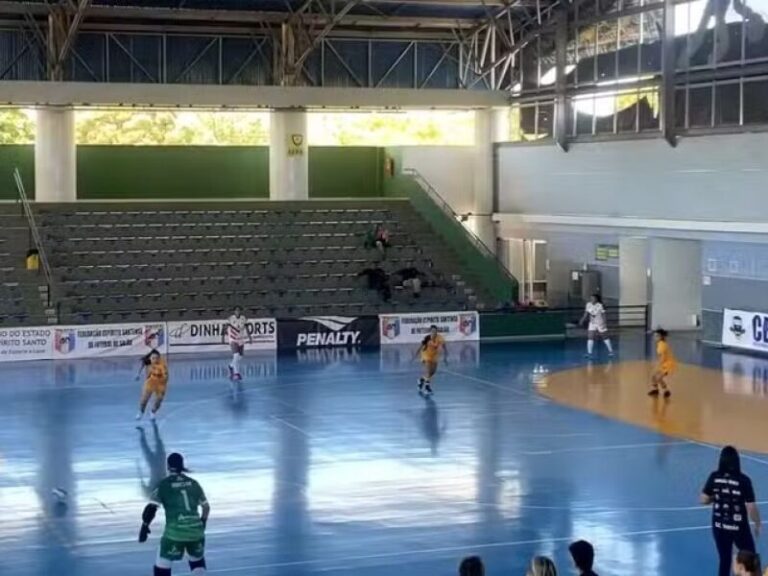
[0,145,34,200]
[78,146,270,199]
[309,147,384,198]
[0,145,386,200]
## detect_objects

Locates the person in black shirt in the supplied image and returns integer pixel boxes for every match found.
[701,445,761,576]
[569,540,598,576]
[458,555,484,576]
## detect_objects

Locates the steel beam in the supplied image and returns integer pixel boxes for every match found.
[661,0,676,146]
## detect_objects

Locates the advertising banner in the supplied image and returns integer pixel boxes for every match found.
[277,316,380,349]
[379,311,480,344]
[51,323,167,360]
[0,326,54,362]
[168,318,277,353]
[722,308,768,353]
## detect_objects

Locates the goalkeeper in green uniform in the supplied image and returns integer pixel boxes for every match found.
[138,452,210,575]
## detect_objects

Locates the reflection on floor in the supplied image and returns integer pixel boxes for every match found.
[2,334,768,576]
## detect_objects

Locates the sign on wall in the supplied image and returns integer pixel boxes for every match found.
[0,326,54,362]
[51,323,167,360]
[379,311,479,345]
[288,133,304,156]
[721,308,768,353]
[168,318,277,353]
[277,316,379,349]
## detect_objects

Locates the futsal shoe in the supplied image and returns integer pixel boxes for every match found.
[663,390,671,398]
[135,411,143,421]
[424,385,433,396]
[647,389,660,397]
[228,365,235,380]
[149,411,156,421]
[418,377,425,392]
[234,373,243,381]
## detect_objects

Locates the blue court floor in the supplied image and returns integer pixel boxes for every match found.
[2,334,767,576]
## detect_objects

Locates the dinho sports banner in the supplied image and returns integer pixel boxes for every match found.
[51,323,168,360]
[379,311,479,344]
[722,308,768,353]
[167,318,277,353]
[277,316,380,349]
[0,326,54,362]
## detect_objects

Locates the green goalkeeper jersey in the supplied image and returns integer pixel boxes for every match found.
[150,473,208,541]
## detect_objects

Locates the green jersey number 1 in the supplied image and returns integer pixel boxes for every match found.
[181,489,191,512]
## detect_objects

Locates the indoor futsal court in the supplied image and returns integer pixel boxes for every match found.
[3,334,767,576]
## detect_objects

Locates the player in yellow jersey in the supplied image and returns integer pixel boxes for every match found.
[649,328,675,398]
[415,325,448,396]
[136,350,169,421]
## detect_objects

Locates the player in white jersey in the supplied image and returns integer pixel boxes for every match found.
[225,306,251,380]
[580,293,614,358]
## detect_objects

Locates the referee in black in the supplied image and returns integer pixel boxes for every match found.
[701,446,761,576]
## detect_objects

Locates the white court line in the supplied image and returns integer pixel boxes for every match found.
[205,524,713,574]
[442,368,538,398]
[521,440,691,456]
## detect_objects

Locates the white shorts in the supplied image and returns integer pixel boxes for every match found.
[588,323,608,334]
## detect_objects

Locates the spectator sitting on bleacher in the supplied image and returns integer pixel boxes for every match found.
[358,265,391,302]
[364,224,390,257]
[395,265,424,298]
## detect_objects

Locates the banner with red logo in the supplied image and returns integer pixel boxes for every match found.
[51,323,168,360]
[378,311,480,345]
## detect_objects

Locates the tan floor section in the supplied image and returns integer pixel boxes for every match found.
[538,360,768,454]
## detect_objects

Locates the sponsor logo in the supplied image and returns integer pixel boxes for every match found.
[54,329,76,354]
[296,316,361,347]
[459,313,478,336]
[144,325,165,347]
[380,316,400,340]
[729,315,745,339]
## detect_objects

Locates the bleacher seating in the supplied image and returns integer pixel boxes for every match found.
[34,200,484,324]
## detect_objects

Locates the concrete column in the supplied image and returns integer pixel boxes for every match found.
[619,237,649,324]
[269,109,308,200]
[471,108,505,252]
[35,107,76,202]
[650,238,702,330]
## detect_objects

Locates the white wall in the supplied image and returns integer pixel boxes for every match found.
[398,146,474,215]
[497,133,768,221]
[650,238,702,330]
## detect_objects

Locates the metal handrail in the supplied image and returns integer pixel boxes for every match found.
[402,167,519,286]
[13,168,55,307]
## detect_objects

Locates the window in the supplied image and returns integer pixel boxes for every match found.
[744,0,768,60]
[715,82,741,125]
[743,78,768,123]
[597,20,618,81]
[688,85,714,127]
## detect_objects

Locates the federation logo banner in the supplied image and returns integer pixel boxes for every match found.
[51,322,168,360]
[379,311,480,344]
[0,327,54,362]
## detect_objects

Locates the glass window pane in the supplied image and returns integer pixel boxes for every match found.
[687,0,715,67]
[715,6,743,63]
[689,85,713,127]
[577,26,597,84]
[520,105,537,139]
[595,94,615,133]
[537,103,554,138]
[744,0,768,59]
[619,16,641,78]
[675,88,687,128]
[597,20,618,81]
[522,41,539,90]
[715,83,741,125]
[743,79,768,124]
[616,91,639,132]
[574,96,595,134]
[639,89,661,130]
[538,35,556,88]
[640,9,663,73]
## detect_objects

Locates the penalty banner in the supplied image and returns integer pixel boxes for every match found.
[167,318,277,353]
[51,323,167,360]
[722,308,768,353]
[379,311,480,344]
